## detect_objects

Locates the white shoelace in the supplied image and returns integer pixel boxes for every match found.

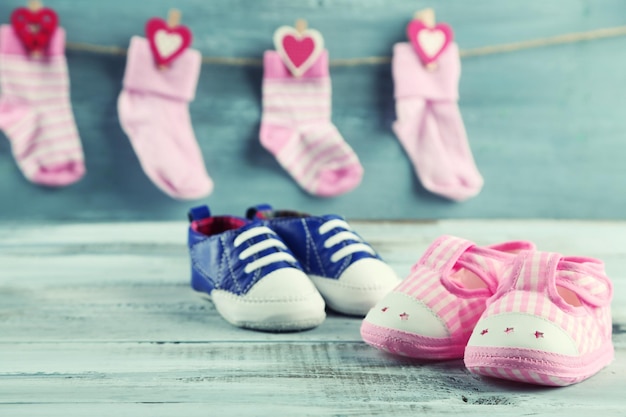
[234,227,297,273]
[318,219,376,262]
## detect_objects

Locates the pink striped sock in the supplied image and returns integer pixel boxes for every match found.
[0,25,85,187]
[260,50,363,197]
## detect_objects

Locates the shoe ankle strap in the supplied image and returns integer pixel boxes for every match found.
[417,235,476,272]
[502,251,612,307]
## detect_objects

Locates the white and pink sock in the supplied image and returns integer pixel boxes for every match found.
[260,50,363,197]
[0,25,85,187]
[118,36,213,200]
[392,42,483,201]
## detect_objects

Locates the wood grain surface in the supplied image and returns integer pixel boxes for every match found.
[1,220,625,416]
[0,0,625,221]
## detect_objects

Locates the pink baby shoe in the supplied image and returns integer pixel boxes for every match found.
[360,236,534,359]
[464,250,614,386]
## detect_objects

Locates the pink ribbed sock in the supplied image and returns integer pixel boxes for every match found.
[260,50,363,197]
[392,42,483,201]
[118,36,213,200]
[0,25,85,187]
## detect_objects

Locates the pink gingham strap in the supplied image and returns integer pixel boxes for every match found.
[508,251,612,307]
[417,235,476,271]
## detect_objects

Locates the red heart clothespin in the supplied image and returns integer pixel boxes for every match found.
[407,8,453,69]
[273,19,324,78]
[10,0,58,56]
[145,9,192,68]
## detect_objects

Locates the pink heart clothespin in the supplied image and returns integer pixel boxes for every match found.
[145,9,192,68]
[10,0,58,57]
[273,19,324,78]
[406,8,454,69]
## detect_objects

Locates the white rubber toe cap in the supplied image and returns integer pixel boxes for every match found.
[364,291,450,338]
[211,268,326,331]
[467,312,579,356]
[310,258,401,316]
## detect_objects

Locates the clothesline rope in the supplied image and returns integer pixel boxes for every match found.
[65,25,626,66]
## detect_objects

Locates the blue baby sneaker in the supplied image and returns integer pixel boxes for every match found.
[246,205,400,316]
[187,205,326,331]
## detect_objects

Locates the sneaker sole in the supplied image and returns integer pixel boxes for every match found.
[309,275,393,316]
[210,289,326,332]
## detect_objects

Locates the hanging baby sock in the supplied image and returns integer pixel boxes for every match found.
[0,25,85,186]
[260,50,363,197]
[118,36,213,200]
[392,42,483,201]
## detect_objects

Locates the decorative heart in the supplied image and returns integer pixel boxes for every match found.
[145,18,192,66]
[155,30,183,57]
[273,26,324,77]
[10,7,58,53]
[406,20,454,65]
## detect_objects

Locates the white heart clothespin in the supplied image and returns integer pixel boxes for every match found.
[407,8,454,71]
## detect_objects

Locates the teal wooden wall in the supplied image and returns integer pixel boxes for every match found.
[0,0,625,221]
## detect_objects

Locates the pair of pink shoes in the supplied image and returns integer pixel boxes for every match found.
[360,236,614,387]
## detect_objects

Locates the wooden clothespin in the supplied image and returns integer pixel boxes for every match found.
[29,0,42,57]
[414,8,435,28]
[295,18,307,35]
[28,0,42,10]
[157,9,182,70]
[145,8,193,70]
[167,8,181,29]
[413,8,437,71]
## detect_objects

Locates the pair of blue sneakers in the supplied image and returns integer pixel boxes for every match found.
[187,204,400,331]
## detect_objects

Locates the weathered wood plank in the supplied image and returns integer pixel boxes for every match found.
[1,274,623,345]
[1,221,626,344]
[0,280,370,343]
[1,342,625,416]
[1,250,625,345]
[0,1,625,220]
[0,404,620,417]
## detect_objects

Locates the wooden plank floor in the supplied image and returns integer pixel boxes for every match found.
[1,221,625,416]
